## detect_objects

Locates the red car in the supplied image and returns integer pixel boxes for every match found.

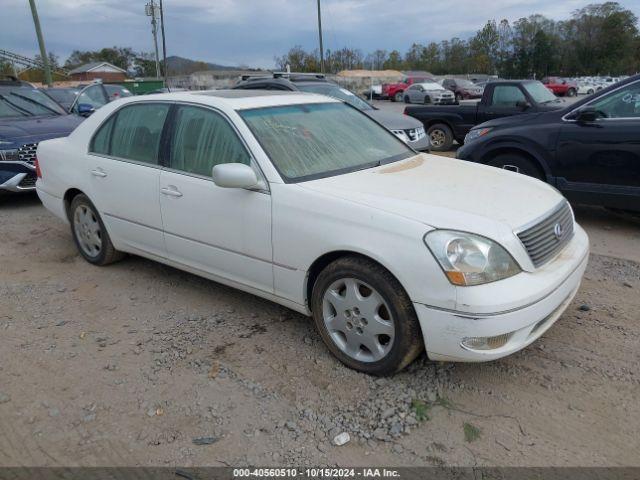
[383,76,433,102]
[542,77,577,97]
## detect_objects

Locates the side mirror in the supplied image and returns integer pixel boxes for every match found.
[516,100,531,110]
[212,163,259,189]
[576,106,598,123]
[77,103,95,117]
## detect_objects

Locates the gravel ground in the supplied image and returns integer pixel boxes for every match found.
[0,193,639,467]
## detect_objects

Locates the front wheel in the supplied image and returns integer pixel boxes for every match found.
[455,93,463,102]
[311,256,423,376]
[487,154,544,181]
[69,194,124,265]
[427,123,454,151]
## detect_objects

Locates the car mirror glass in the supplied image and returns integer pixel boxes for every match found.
[77,103,95,117]
[576,106,598,123]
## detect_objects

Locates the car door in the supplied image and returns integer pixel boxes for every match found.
[555,80,640,204]
[87,102,169,257]
[159,104,273,293]
[483,84,529,122]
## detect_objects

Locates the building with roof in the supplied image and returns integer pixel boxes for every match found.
[68,62,127,82]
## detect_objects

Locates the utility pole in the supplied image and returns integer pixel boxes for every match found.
[145,0,162,78]
[159,0,169,89]
[28,0,52,86]
[316,0,325,73]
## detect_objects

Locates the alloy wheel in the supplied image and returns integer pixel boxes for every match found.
[430,129,446,148]
[322,278,394,362]
[74,204,102,257]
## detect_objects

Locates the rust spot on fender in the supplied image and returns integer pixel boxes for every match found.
[377,155,424,173]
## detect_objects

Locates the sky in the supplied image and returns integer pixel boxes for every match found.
[3,0,640,69]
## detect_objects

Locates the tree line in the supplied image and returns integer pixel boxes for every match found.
[276,2,640,78]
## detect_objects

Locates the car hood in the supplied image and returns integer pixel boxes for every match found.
[363,109,423,130]
[299,153,563,236]
[0,114,83,147]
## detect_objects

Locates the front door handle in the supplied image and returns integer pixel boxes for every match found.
[161,186,183,198]
[91,168,107,178]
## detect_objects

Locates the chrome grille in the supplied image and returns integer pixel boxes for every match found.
[517,201,574,268]
[18,143,38,165]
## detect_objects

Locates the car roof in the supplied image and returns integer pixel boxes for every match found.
[122,89,340,110]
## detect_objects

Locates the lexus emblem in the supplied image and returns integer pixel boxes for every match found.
[554,223,564,239]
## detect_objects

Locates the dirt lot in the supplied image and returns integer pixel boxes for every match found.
[1,191,639,468]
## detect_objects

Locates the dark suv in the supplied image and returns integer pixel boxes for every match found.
[234,73,429,151]
[0,77,82,193]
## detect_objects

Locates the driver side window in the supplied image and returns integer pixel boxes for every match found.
[168,106,251,177]
[589,82,640,119]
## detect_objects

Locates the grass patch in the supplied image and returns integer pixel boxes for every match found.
[463,422,481,442]
[434,396,454,409]
[410,399,431,422]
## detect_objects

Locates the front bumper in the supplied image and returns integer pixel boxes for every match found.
[408,135,430,152]
[0,170,37,192]
[414,229,589,362]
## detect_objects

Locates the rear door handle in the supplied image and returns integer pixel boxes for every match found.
[91,168,107,178]
[161,186,183,198]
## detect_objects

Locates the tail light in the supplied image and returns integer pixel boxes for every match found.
[35,156,42,179]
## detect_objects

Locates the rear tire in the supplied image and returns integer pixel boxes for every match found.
[567,88,577,97]
[455,93,463,102]
[404,95,411,104]
[427,123,454,151]
[69,194,124,266]
[393,91,403,102]
[311,256,424,376]
[486,154,544,181]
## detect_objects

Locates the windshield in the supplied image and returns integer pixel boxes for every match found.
[296,84,373,111]
[421,82,444,90]
[523,81,558,103]
[42,88,79,107]
[0,87,67,118]
[240,102,413,182]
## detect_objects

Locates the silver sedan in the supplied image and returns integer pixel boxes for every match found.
[404,82,456,105]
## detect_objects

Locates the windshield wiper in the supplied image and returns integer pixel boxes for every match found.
[9,92,60,115]
[0,94,33,116]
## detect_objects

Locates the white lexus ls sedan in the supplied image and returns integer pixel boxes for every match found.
[35,90,589,375]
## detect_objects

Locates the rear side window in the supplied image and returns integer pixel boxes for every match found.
[91,115,115,154]
[90,103,169,163]
[491,85,526,107]
[168,105,251,177]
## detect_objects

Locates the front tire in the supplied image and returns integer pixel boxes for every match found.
[311,256,423,376]
[427,123,454,151]
[455,92,463,102]
[69,194,124,266]
[487,154,544,181]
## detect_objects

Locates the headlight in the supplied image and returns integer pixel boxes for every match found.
[424,230,521,286]
[391,129,410,143]
[464,127,492,143]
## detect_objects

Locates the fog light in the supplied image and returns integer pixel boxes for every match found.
[461,333,512,351]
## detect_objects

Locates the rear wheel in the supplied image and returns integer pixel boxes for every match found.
[427,123,454,151]
[311,256,423,376]
[455,92,463,102]
[69,194,124,266]
[486,154,544,181]
[394,91,404,102]
[566,88,577,97]
[404,95,411,104]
